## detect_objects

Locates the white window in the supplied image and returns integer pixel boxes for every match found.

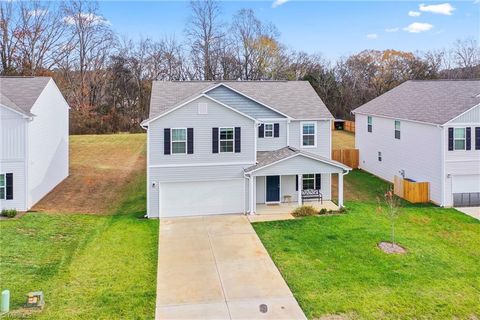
[264,123,273,138]
[0,173,5,200]
[368,116,372,132]
[219,127,234,153]
[454,128,466,150]
[301,122,316,147]
[302,174,315,190]
[394,120,400,139]
[171,128,187,154]
[378,151,382,162]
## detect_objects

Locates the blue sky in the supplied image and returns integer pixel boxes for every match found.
[99,1,479,61]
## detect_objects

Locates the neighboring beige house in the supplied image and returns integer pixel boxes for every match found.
[353,80,480,207]
[141,81,350,218]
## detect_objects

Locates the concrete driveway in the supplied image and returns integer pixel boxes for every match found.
[156,214,306,320]
[455,207,480,220]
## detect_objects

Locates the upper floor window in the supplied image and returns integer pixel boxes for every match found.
[394,120,400,139]
[301,122,316,147]
[220,127,234,152]
[378,151,382,162]
[171,128,187,154]
[0,173,5,200]
[264,123,273,137]
[454,128,466,150]
[367,116,372,132]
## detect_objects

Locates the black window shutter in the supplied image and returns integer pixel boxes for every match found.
[295,175,298,191]
[466,127,471,150]
[6,173,13,200]
[187,128,194,154]
[164,128,171,155]
[235,127,241,153]
[448,128,454,151]
[274,123,279,137]
[475,127,480,150]
[258,124,264,138]
[315,174,321,190]
[212,128,219,153]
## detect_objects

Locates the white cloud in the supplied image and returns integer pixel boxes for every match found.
[28,9,48,17]
[403,22,433,33]
[408,11,421,17]
[367,33,378,39]
[272,0,289,8]
[419,3,455,15]
[385,27,399,32]
[63,13,110,26]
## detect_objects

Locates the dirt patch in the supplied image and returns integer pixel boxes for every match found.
[32,134,146,215]
[378,241,406,254]
[332,130,355,149]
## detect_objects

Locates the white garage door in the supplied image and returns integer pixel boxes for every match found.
[452,175,480,193]
[160,179,245,217]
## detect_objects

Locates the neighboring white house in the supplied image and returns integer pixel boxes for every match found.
[353,80,480,207]
[141,81,350,218]
[0,77,69,212]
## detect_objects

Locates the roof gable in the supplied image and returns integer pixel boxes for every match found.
[0,77,51,115]
[148,81,333,120]
[204,84,286,119]
[353,80,480,125]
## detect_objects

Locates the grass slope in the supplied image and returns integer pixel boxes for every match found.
[254,172,480,319]
[0,135,158,319]
[332,130,355,149]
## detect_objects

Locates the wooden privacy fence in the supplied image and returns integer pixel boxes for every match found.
[332,149,359,169]
[394,176,430,203]
[344,120,355,133]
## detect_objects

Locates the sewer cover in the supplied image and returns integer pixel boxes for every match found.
[259,304,268,313]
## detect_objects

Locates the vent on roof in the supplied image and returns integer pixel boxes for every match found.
[198,102,208,114]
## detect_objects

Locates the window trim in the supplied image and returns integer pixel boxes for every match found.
[219,127,235,153]
[264,123,274,138]
[171,127,187,155]
[394,120,400,139]
[367,116,372,133]
[301,121,317,148]
[0,173,5,200]
[454,127,466,150]
[302,174,316,190]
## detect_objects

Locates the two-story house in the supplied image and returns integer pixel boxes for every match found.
[141,81,350,218]
[0,77,69,211]
[353,80,480,207]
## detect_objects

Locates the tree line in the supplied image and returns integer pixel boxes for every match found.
[1,0,478,134]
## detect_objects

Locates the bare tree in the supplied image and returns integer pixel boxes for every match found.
[16,1,69,75]
[0,1,20,74]
[185,0,225,80]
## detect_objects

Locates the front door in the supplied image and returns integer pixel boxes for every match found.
[266,176,280,203]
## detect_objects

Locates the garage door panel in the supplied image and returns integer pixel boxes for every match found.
[161,180,244,217]
[452,175,480,193]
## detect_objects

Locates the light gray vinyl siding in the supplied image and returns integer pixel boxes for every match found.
[205,85,285,119]
[289,120,331,158]
[148,165,247,217]
[0,161,26,211]
[148,96,256,166]
[447,105,480,124]
[251,155,343,176]
[257,119,288,151]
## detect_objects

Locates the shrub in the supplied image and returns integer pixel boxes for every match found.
[319,208,328,215]
[292,205,317,217]
[1,209,17,218]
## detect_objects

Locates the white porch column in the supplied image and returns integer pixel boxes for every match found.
[249,176,255,215]
[338,172,344,208]
[297,174,302,206]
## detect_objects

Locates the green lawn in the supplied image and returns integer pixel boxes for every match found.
[0,161,158,318]
[254,171,480,320]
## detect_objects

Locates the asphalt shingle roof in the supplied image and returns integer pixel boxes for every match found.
[149,81,333,120]
[0,77,51,115]
[352,80,480,125]
[244,146,349,173]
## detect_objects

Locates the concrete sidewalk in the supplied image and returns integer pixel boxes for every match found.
[156,214,306,320]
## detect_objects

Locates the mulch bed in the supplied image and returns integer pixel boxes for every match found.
[378,241,406,254]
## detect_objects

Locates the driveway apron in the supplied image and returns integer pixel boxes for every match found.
[156,214,306,320]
